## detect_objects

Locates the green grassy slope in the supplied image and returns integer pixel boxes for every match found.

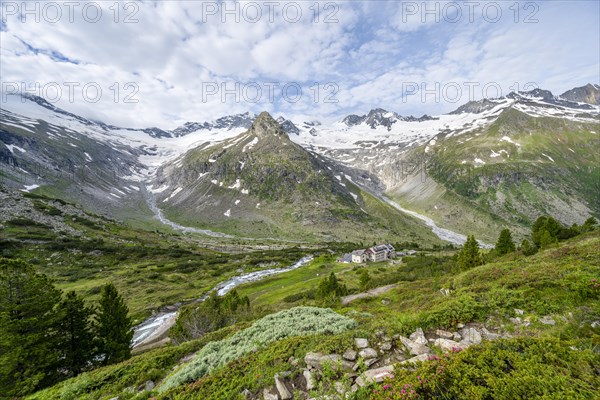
[27,231,599,399]
[390,108,600,241]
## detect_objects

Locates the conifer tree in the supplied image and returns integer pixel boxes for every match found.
[0,258,62,396]
[520,239,537,256]
[358,269,371,291]
[95,283,133,365]
[457,235,483,270]
[495,229,516,255]
[57,291,95,376]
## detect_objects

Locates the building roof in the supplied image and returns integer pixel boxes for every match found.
[352,249,365,256]
[371,245,390,252]
[338,254,353,263]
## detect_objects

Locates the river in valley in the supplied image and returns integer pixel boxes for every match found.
[132,255,314,348]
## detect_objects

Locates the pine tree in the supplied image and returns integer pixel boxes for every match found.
[520,239,537,256]
[95,283,133,365]
[0,258,62,396]
[532,216,562,246]
[582,216,598,232]
[317,272,347,299]
[358,269,371,291]
[57,291,95,376]
[457,235,483,270]
[495,229,516,255]
[539,230,558,249]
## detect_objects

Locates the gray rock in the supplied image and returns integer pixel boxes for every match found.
[343,348,357,361]
[401,353,431,364]
[434,338,464,352]
[359,348,378,359]
[144,380,155,391]
[480,327,501,340]
[303,369,316,391]
[305,352,347,372]
[354,365,395,387]
[364,358,379,368]
[591,321,600,328]
[509,317,522,325]
[460,327,482,345]
[452,332,462,342]
[380,342,393,352]
[305,352,325,369]
[514,308,525,315]
[540,316,556,325]
[355,338,369,349]
[263,388,279,400]
[435,329,454,339]
[398,336,430,355]
[409,328,428,345]
[275,373,292,400]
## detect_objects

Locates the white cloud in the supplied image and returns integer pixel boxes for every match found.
[0,0,597,128]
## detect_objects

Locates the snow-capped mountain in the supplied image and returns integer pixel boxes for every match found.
[1,83,598,241]
[342,108,436,130]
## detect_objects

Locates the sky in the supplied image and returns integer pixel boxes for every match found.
[0,0,599,129]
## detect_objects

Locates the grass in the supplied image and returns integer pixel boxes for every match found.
[24,231,600,399]
[0,192,336,321]
[390,109,600,242]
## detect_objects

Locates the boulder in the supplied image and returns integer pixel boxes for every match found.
[263,388,278,400]
[380,342,393,352]
[303,369,316,391]
[409,328,428,345]
[480,327,500,341]
[365,358,379,368]
[514,309,525,315]
[275,373,292,400]
[355,365,395,387]
[434,338,464,352]
[343,349,357,361]
[460,327,482,346]
[305,352,350,372]
[400,354,431,365]
[144,380,155,391]
[435,329,454,339]
[305,352,325,369]
[398,336,430,355]
[359,348,378,359]
[355,338,369,349]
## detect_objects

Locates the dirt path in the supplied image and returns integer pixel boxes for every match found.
[341,284,398,305]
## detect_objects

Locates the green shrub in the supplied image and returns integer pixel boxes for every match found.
[159,307,356,392]
[424,294,484,329]
[368,338,599,399]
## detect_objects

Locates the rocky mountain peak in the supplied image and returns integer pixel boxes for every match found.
[249,111,287,138]
[560,83,600,105]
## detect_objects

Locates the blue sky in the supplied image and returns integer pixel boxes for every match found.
[1,0,598,128]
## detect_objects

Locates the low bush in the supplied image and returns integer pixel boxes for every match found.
[159,307,356,392]
[368,338,599,399]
